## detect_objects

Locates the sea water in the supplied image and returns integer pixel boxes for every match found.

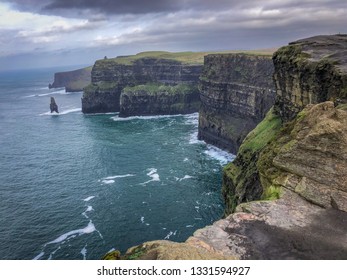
[0,68,234,260]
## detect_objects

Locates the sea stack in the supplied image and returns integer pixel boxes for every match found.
[50,97,59,113]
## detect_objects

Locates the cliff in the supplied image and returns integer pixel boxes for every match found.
[223,34,347,214]
[198,54,276,154]
[120,83,200,117]
[107,35,347,260]
[273,35,347,121]
[82,52,203,114]
[49,66,92,92]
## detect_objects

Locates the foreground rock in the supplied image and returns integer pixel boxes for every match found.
[103,240,235,260]
[187,190,347,259]
[198,54,276,154]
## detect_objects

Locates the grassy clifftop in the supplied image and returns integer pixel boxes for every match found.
[99,49,276,66]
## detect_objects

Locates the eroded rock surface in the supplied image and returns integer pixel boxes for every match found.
[198,54,276,153]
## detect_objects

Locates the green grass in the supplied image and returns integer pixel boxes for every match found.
[97,49,276,66]
[123,83,197,95]
[239,108,282,154]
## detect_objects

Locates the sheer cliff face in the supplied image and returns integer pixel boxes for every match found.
[273,35,347,121]
[223,35,347,215]
[82,58,202,114]
[119,84,200,117]
[198,54,276,154]
[50,66,91,92]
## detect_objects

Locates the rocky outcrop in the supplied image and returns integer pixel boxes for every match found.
[119,84,200,117]
[273,34,347,121]
[49,66,91,92]
[105,185,347,260]
[198,54,276,154]
[82,55,202,114]
[50,97,59,113]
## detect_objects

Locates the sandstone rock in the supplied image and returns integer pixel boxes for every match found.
[114,240,234,260]
[187,190,347,259]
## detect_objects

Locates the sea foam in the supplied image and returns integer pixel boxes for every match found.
[140,168,160,185]
[204,145,235,165]
[101,174,135,185]
[39,108,81,116]
[83,196,95,202]
[46,221,96,245]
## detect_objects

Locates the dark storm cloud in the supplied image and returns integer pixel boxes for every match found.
[2,0,254,16]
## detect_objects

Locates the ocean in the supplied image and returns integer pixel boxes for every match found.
[0,68,234,260]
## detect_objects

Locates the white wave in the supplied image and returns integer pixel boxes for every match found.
[164,231,173,240]
[100,174,135,185]
[140,168,160,185]
[90,112,119,116]
[111,113,187,122]
[33,251,44,260]
[204,145,235,165]
[164,230,177,240]
[179,175,193,181]
[81,245,87,260]
[101,179,115,184]
[46,220,96,245]
[48,245,62,260]
[183,158,189,162]
[83,196,95,202]
[82,206,94,218]
[189,131,204,144]
[24,89,67,98]
[146,223,150,226]
[107,248,116,253]
[183,113,199,126]
[39,108,81,116]
[186,225,194,228]
[103,174,134,180]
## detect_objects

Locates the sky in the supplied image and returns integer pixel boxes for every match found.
[0,0,346,70]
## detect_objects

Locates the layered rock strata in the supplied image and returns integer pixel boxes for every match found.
[198,54,276,154]
[82,57,202,114]
[273,34,347,121]
[119,84,200,117]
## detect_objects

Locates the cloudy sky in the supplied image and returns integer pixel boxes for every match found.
[0,0,346,70]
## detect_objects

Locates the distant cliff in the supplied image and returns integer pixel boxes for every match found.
[49,66,92,92]
[198,54,276,154]
[82,52,203,114]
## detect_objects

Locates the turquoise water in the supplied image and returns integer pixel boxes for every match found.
[0,68,234,260]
